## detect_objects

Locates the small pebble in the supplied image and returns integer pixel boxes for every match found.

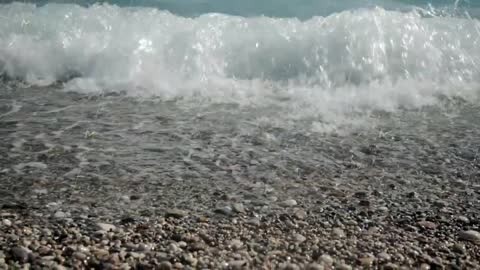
[165,208,188,219]
[229,239,243,250]
[293,209,307,220]
[332,228,346,238]
[336,263,352,270]
[280,199,298,207]
[232,203,246,213]
[214,206,233,216]
[417,221,437,230]
[280,263,300,270]
[306,263,325,270]
[53,211,66,219]
[2,219,12,226]
[293,233,307,243]
[95,223,116,232]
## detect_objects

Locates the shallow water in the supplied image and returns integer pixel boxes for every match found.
[0,1,480,217]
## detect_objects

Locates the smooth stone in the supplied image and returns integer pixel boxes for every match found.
[306,263,325,270]
[377,252,391,261]
[229,239,243,250]
[248,218,261,226]
[318,254,334,266]
[73,252,87,260]
[2,219,12,226]
[457,216,470,223]
[459,230,480,243]
[159,261,172,270]
[384,263,400,270]
[214,206,233,216]
[232,203,246,214]
[293,233,307,243]
[377,206,389,212]
[293,209,307,220]
[359,254,375,267]
[95,223,116,232]
[336,263,352,270]
[53,211,67,219]
[182,253,197,266]
[165,208,188,219]
[229,260,248,270]
[332,228,346,238]
[417,221,438,230]
[280,199,297,207]
[452,243,466,254]
[280,263,300,270]
[11,246,30,262]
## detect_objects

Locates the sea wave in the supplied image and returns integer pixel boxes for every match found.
[0,3,479,124]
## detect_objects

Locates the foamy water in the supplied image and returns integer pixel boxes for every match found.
[0,2,479,129]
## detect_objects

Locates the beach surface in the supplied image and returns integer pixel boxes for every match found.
[1,86,479,269]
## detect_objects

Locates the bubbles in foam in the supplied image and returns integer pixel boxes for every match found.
[0,3,479,128]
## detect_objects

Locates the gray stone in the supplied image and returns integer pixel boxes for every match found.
[378,252,391,261]
[336,264,352,270]
[95,223,116,232]
[457,216,470,223]
[2,219,12,226]
[232,203,246,213]
[53,211,66,219]
[229,239,243,250]
[165,208,188,219]
[319,254,334,266]
[293,209,307,220]
[214,206,233,216]
[306,263,325,270]
[459,230,480,243]
[229,260,248,270]
[11,246,30,262]
[159,261,172,270]
[332,228,346,238]
[280,199,297,207]
[293,233,307,243]
[280,263,300,270]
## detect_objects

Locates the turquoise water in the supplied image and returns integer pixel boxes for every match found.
[2,0,479,18]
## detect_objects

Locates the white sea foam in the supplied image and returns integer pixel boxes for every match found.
[0,3,479,126]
